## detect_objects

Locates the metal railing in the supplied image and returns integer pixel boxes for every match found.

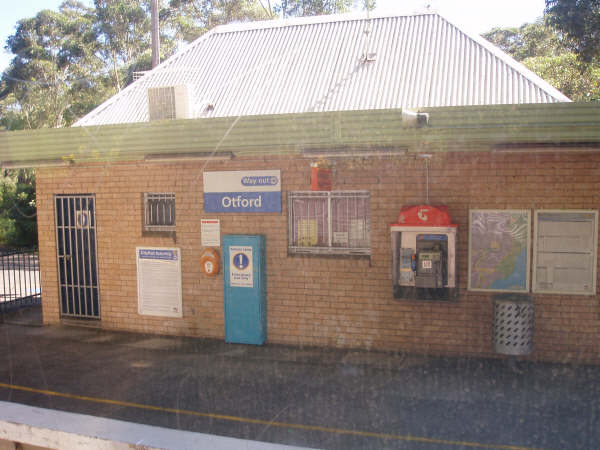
[0,248,41,313]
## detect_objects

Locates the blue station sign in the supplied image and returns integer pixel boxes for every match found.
[203,170,281,213]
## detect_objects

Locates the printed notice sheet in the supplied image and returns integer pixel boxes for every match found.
[137,247,183,317]
[201,219,221,247]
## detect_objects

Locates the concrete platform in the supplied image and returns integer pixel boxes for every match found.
[0,401,309,450]
[0,315,599,449]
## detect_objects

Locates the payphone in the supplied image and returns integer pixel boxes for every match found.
[391,205,457,300]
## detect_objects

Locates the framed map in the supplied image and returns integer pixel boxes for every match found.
[468,210,531,292]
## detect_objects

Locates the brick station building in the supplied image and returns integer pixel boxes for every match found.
[2,12,600,363]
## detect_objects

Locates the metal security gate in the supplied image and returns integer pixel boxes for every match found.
[0,248,41,313]
[55,194,100,318]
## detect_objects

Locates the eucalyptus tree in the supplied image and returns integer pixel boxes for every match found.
[94,0,177,90]
[166,0,273,42]
[274,0,354,17]
[0,0,107,129]
[483,20,600,101]
[545,0,600,64]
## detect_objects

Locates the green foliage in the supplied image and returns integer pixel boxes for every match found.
[483,20,561,60]
[165,1,274,42]
[0,170,37,248]
[275,0,353,17]
[524,53,600,101]
[94,0,177,90]
[482,20,600,102]
[0,0,111,129]
[545,0,600,64]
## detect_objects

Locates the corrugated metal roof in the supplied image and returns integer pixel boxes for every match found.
[75,12,571,127]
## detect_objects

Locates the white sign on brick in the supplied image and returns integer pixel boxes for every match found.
[136,247,182,317]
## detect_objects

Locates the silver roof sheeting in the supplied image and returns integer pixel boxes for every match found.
[75,12,570,127]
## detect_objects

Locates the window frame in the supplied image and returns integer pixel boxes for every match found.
[532,209,598,295]
[287,190,370,256]
[143,192,176,232]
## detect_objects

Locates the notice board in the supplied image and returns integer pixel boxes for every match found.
[533,210,598,295]
[136,247,182,317]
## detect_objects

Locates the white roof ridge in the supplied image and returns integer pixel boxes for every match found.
[209,10,438,34]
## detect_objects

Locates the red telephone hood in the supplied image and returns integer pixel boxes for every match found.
[391,205,457,227]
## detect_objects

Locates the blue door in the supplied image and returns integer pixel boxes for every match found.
[223,235,266,345]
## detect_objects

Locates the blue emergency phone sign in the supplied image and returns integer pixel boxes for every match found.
[232,252,249,270]
[223,235,266,345]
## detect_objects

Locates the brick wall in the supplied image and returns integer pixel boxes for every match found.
[35,149,600,363]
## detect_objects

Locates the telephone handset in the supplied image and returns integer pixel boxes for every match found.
[414,250,443,288]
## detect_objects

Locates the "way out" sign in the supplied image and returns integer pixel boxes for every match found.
[203,170,281,213]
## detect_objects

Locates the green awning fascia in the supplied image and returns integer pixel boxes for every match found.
[1,103,599,168]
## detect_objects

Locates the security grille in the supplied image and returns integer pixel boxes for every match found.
[55,194,100,319]
[288,191,370,255]
[144,193,176,232]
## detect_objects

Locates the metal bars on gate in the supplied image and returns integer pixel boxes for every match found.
[55,194,100,319]
[288,191,370,255]
[0,248,41,312]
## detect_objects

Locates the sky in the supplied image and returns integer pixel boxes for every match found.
[0,0,547,73]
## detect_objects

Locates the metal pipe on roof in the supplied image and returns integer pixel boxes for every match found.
[151,0,160,68]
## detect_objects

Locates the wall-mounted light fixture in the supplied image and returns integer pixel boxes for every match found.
[144,151,234,162]
[401,110,429,128]
[301,148,408,158]
[492,143,600,154]
[1,159,71,169]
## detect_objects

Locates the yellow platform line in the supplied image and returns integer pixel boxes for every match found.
[0,381,543,450]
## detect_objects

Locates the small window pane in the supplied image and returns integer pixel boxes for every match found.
[288,191,370,255]
[144,193,176,231]
[292,196,328,247]
[331,193,370,249]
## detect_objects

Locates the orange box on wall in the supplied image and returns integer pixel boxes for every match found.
[310,163,333,191]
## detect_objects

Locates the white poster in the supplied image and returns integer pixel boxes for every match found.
[136,247,182,317]
[229,246,253,287]
[201,219,221,247]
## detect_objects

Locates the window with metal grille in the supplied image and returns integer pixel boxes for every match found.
[288,191,370,255]
[143,193,176,232]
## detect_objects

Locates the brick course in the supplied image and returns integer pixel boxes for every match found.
[36,150,600,363]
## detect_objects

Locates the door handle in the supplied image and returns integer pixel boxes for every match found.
[64,255,71,262]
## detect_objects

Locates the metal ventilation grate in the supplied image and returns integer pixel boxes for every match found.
[147,85,191,121]
[147,87,177,120]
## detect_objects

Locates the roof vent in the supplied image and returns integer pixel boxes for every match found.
[147,85,191,121]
